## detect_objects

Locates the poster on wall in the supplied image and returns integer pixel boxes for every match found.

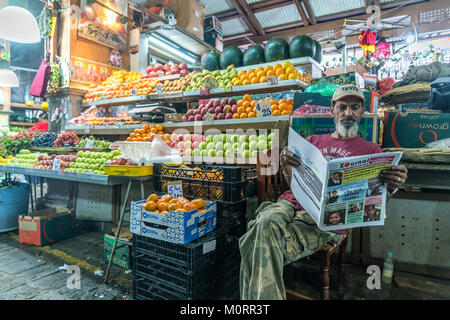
[70,57,122,84]
[78,0,128,50]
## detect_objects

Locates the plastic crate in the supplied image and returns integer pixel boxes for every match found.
[103,165,153,176]
[153,164,257,202]
[133,271,220,300]
[132,225,232,272]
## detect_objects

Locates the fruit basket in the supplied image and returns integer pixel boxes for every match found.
[103,165,153,176]
[153,164,257,202]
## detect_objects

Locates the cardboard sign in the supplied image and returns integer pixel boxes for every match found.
[52,159,61,171]
[167,181,183,199]
[267,76,278,86]
[256,100,273,117]
[155,84,163,94]
[204,112,214,124]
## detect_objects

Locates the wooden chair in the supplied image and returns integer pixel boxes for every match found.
[256,150,348,300]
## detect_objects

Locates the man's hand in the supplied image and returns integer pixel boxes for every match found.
[280,146,302,185]
[379,165,408,191]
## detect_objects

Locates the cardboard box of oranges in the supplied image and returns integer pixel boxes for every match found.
[130,194,216,244]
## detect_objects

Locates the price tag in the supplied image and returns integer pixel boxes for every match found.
[155,84,163,94]
[85,139,95,149]
[267,76,278,86]
[204,112,214,124]
[167,181,183,199]
[85,169,94,174]
[256,100,273,117]
[200,87,210,96]
[131,88,138,96]
[52,159,61,171]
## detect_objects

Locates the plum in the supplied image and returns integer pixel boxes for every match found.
[220,98,228,107]
[186,109,194,116]
[228,98,236,105]
[188,116,195,122]
[195,114,203,122]
[182,116,188,122]
[215,106,223,114]
[213,100,221,108]
[231,105,238,114]
[217,113,225,120]
[225,113,233,119]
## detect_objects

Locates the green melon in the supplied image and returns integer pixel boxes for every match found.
[220,46,243,69]
[313,40,323,63]
[264,38,290,62]
[289,35,316,59]
[201,50,221,71]
[243,45,266,66]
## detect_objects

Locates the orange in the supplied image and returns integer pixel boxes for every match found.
[279,103,289,112]
[168,203,178,211]
[239,74,247,82]
[285,67,296,75]
[242,79,251,85]
[260,76,267,83]
[266,70,275,77]
[250,100,257,108]
[169,198,178,204]
[175,208,187,212]
[281,110,290,115]
[237,99,244,107]
[237,70,246,78]
[157,201,169,212]
[243,94,252,101]
[160,194,173,202]
[232,113,240,119]
[282,61,293,69]
[275,68,284,77]
[191,198,205,209]
[272,110,281,116]
[156,124,163,132]
[240,113,248,118]
[183,202,198,212]
[246,107,253,114]
[237,106,245,114]
[264,66,273,74]
[256,66,264,74]
[251,77,259,84]
[288,73,298,80]
[160,211,169,215]
[242,100,251,109]
[270,99,279,106]
[278,74,288,81]
[176,197,189,205]
[248,112,256,118]
[273,63,282,70]
[246,69,255,76]
[256,71,265,79]
[271,105,279,113]
[143,201,157,212]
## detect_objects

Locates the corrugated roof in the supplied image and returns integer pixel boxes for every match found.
[254,4,302,29]
[222,17,250,36]
[309,0,365,18]
[198,0,233,16]
[245,0,267,4]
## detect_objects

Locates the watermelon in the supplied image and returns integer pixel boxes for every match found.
[264,38,290,62]
[220,46,243,69]
[201,50,221,71]
[313,40,323,63]
[289,35,316,59]
[243,45,266,66]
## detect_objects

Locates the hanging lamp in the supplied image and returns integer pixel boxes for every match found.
[0,6,40,44]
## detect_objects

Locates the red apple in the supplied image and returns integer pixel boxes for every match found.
[231,104,238,114]
[225,113,233,119]
[194,114,203,122]
[178,135,185,142]
[154,64,163,71]
[180,69,189,76]
[170,133,178,141]
[179,63,188,70]
[188,116,195,122]
[146,65,154,73]
[164,64,171,72]
[149,71,158,78]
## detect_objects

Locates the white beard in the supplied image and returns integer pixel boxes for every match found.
[336,121,359,138]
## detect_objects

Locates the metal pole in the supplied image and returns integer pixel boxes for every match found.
[343,37,347,74]
[104,179,132,283]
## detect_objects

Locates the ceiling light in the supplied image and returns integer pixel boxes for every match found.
[0,69,19,87]
[0,6,40,43]
[148,35,197,64]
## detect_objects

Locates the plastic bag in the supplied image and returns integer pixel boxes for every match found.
[425,138,450,149]
[304,82,341,96]
[69,105,98,125]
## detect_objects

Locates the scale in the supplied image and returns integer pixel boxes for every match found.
[129,103,176,123]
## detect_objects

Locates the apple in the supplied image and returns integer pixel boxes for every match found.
[170,141,177,148]
[221,98,228,107]
[183,134,191,142]
[249,135,258,142]
[199,142,207,150]
[223,105,232,114]
[188,116,195,122]
[192,149,201,156]
[194,114,203,122]
[200,150,208,157]
[213,100,221,108]
[223,142,232,151]
[239,135,249,143]
[249,141,258,151]
[217,113,225,120]
[268,141,272,149]
[154,63,163,71]
[257,140,267,150]
[251,150,258,158]
[164,63,170,72]
[191,134,202,143]
[242,142,249,150]
[177,141,185,149]
[201,107,208,115]
[215,142,224,151]
[180,69,189,76]
[207,142,215,150]
[170,133,178,141]
[164,134,171,141]
[208,149,216,157]
[184,141,192,149]
[228,98,236,105]
[215,106,223,114]
[216,150,224,158]
[184,149,192,157]
[242,150,250,158]
[231,104,238,114]
[258,135,267,142]
[206,135,214,143]
[179,63,188,70]
[149,71,158,78]
[213,135,222,144]
[232,142,239,151]
[186,109,194,117]
[192,142,200,150]
[165,71,173,76]
[268,132,276,142]
[225,113,233,119]
[206,100,214,109]
[225,150,233,157]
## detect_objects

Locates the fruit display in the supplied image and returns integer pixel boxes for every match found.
[243,45,266,66]
[289,35,316,60]
[65,150,119,175]
[8,150,40,168]
[185,65,238,92]
[76,137,111,150]
[161,71,197,93]
[220,46,244,69]
[47,63,61,95]
[33,154,77,171]
[141,193,207,214]
[265,38,290,62]
[182,94,293,121]
[82,77,159,103]
[125,124,165,142]
[201,50,221,71]
[162,133,205,154]
[53,132,80,148]
[32,132,58,147]
[189,133,276,159]
[102,70,142,86]
[146,63,190,78]
[84,117,140,126]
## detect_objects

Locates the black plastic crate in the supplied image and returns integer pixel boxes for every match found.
[133,271,220,300]
[153,164,257,202]
[132,225,236,272]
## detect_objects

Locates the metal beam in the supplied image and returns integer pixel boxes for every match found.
[217,0,291,22]
[294,0,309,26]
[237,0,266,35]
[302,0,317,25]
[224,0,446,46]
[230,0,258,35]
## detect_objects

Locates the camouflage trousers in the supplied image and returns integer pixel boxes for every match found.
[239,199,345,300]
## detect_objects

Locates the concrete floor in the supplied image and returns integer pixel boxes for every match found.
[1,227,448,300]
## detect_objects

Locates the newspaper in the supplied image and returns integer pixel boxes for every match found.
[288,128,403,231]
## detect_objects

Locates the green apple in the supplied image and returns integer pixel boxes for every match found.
[207,142,215,150]
[215,142,224,151]
[268,141,272,149]
[239,135,248,143]
[208,149,216,157]
[225,150,233,157]
[199,142,208,150]
[258,135,267,142]
[201,150,208,157]
[249,141,258,151]
[257,140,267,150]
[268,132,276,142]
[251,150,258,158]
[192,149,201,156]
[213,135,222,144]
[216,150,224,158]
[242,142,249,150]
[206,135,214,143]
[230,135,239,143]
[249,135,258,142]
[224,142,232,151]
[242,150,250,158]
[232,143,239,152]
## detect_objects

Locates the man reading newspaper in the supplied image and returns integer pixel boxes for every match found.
[239,84,408,300]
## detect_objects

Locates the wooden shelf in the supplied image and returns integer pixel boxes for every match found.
[10,121,34,127]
